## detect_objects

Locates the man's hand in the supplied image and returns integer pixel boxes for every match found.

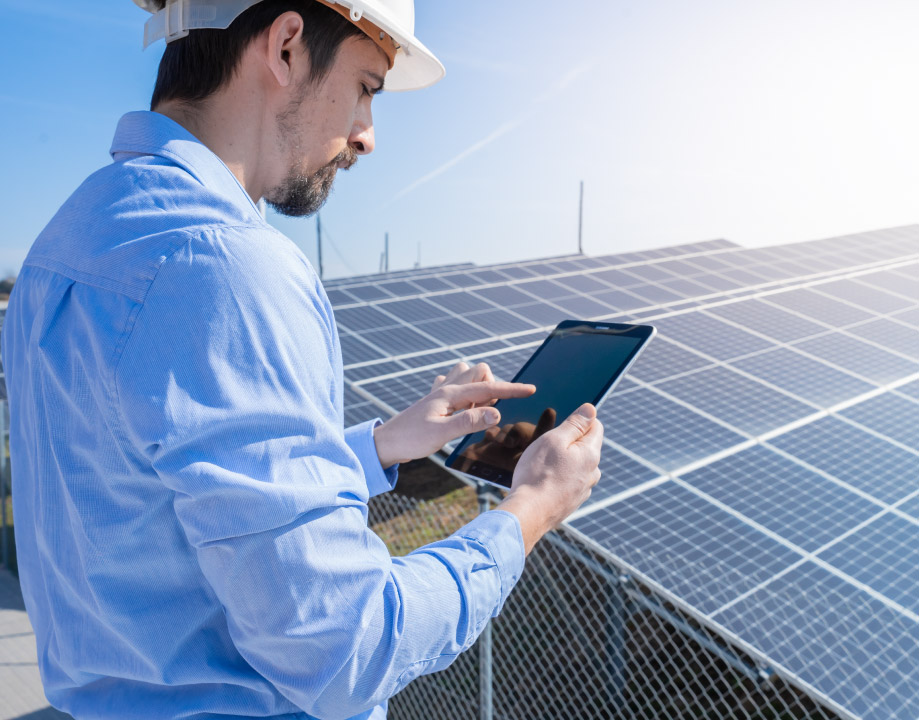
[459,407,557,471]
[497,403,603,554]
[371,361,536,468]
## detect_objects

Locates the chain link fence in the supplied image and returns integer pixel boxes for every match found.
[369,483,842,720]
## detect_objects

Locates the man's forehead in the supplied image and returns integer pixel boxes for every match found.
[341,34,390,84]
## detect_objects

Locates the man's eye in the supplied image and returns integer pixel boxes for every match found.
[361,84,371,97]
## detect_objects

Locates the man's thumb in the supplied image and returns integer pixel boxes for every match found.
[560,403,596,440]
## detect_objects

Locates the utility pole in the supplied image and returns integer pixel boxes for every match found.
[384,232,389,273]
[578,180,584,255]
[316,214,324,280]
[414,241,421,269]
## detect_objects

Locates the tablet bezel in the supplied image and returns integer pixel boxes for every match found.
[444,319,656,489]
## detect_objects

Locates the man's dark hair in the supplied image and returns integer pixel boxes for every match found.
[150,0,364,109]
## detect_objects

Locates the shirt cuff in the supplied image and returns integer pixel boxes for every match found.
[344,419,399,498]
[456,509,526,610]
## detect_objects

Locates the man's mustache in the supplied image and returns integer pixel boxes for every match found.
[333,147,358,171]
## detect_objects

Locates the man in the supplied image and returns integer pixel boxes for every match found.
[1,1,604,718]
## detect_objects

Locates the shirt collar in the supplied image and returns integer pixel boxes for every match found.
[110,111,262,219]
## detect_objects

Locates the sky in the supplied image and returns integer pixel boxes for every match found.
[1,0,918,279]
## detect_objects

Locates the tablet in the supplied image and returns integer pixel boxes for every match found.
[445,320,655,488]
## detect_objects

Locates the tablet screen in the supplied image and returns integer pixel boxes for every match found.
[445,321,654,487]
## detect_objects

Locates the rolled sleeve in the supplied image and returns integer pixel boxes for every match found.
[344,420,398,498]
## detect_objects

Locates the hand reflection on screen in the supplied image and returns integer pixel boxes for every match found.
[462,407,557,472]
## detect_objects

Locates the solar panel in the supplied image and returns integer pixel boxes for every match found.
[710,562,919,720]
[817,512,919,614]
[680,445,879,552]
[840,393,919,452]
[793,332,916,385]
[569,483,803,615]
[626,338,713,384]
[596,388,747,472]
[650,313,776,361]
[730,347,875,408]
[815,278,915,314]
[656,366,816,435]
[705,299,827,342]
[765,288,875,326]
[330,224,919,720]
[845,318,919,360]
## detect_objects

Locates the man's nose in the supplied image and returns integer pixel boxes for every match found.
[349,107,375,156]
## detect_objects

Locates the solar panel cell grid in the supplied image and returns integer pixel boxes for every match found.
[378,297,447,324]
[339,332,386,364]
[651,313,776,361]
[892,306,919,328]
[793,332,918,385]
[414,316,493,344]
[710,561,919,720]
[596,388,747,472]
[660,277,717,298]
[569,483,804,616]
[512,302,569,327]
[342,360,407,381]
[844,318,919,360]
[730,347,876,408]
[626,338,713,384]
[657,366,816,436]
[814,279,915,314]
[840,393,919,452]
[334,305,400,332]
[426,291,494,314]
[359,325,442,356]
[896,379,919,400]
[551,274,613,295]
[410,276,456,292]
[686,272,745,291]
[704,299,827,342]
[343,284,393,301]
[472,285,537,307]
[817,512,919,615]
[589,288,649,311]
[680,445,880,553]
[549,294,615,318]
[627,283,685,305]
[856,269,919,300]
[897,495,919,521]
[765,288,874,326]
[464,308,540,335]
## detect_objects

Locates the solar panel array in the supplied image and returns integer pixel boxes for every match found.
[329,226,919,720]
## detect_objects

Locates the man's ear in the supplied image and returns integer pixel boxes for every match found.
[264,11,306,89]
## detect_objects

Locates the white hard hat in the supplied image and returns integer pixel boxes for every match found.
[132,0,445,91]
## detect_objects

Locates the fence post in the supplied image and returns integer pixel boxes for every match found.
[606,577,628,710]
[477,484,493,720]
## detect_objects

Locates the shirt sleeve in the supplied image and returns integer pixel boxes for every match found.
[344,420,398,498]
[113,230,525,720]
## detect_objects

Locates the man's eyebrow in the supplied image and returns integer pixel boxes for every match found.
[365,71,385,95]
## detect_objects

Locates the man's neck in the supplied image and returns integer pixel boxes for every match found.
[155,93,271,202]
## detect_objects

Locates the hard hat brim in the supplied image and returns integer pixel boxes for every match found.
[384,33,445,92]
[344,2,445,92]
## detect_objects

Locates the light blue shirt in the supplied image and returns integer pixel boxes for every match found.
[1,111,525,720]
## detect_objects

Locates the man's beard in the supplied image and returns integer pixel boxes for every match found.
[266,84,358,217]
[265,146,357,217]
